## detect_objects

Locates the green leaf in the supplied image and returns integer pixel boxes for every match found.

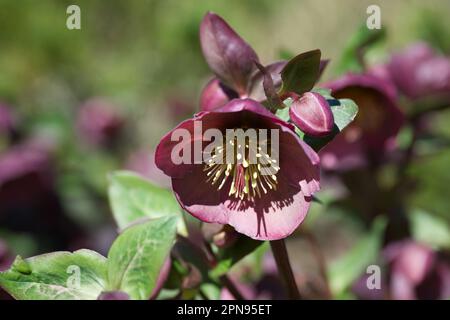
[410,209,450,250]
[327,217,386,296]
[108,171,186,235]
[107,216,178,300]
[0,250,107,300]
[303,97,358,151]
[280,49,321,95]
[210,236,263,278]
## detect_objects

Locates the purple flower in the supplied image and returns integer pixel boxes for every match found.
[384,240,450,300]
[76,98,124,147]
[155,99,320,240]
[319,73,404,170]
[388,42,450,99]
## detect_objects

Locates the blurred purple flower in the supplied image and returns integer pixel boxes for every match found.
[156,99,320,240]
[125,149,171,189]
[76,98,124,147]
[0,141,80,249]
[319,73,405,170]
[388,42,450,100]
[384,240,450,300]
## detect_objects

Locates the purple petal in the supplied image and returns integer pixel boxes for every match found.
[199,78,232,111]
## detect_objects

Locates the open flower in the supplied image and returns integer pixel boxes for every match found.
[155,99,319,240]
[319,73,404,170]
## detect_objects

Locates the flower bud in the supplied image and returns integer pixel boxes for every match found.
[200,12,259,95]
[289,92,334,137]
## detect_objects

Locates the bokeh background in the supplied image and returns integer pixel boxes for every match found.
[0,0,449,299]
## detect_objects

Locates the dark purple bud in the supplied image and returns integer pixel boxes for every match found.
[97,291,130,300]
[199,78,232,111]
[289,92,334,137]
[200,12,259,96]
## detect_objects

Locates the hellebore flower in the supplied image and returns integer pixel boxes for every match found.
[319,73,404,170]
[384,240,450,300]
[76,98,124,147]
[155,99,320,240]
[388,42,450,100]
[289,92,334,137]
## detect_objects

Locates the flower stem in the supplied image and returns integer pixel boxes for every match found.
[270,239,301,299]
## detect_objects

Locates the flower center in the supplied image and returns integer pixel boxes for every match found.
[203,131,279,201]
